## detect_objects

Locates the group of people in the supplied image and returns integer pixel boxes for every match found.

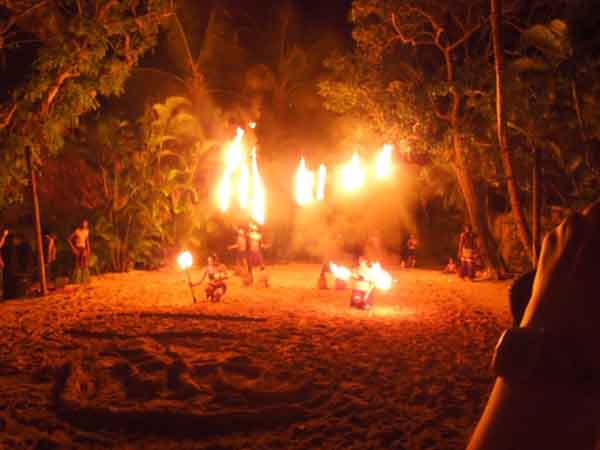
[227,223,269,287]
[0,220,91,300]
[443,224,485,280]
[188,222,269,302]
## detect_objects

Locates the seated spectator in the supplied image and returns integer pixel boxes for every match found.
[443,257,457,273]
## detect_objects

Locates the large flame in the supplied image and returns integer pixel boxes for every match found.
[217,171,233,212]
[341,153,365,192]
[330,262,351,281]
[217,128,246,212]
[251,147,265,225]
[177,251,193,270]
[317,164,326,201]
[375,144,393,179]
[238,162,250,210]
[367,262,393,290]
[295,157,315,206]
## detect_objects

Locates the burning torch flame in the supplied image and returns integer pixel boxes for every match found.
[367,262,392,290]
[217,128,246,212]
[251,147,265,225]
[375,144,393,179]
[177,251,193,270]
[341,153,365,192]
[238,162,250,210]
[217,172,232,212]
[317,164,326,201]
[330,262,352,281]
[295,158,315,206]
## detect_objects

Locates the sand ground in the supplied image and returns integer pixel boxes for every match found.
[0,265,512,450]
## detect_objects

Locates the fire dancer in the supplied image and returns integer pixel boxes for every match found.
[247,223,269,287]
[189,254,228,302]
[458,224,476,280]
[68,220,91,285]
[228,227,249,279]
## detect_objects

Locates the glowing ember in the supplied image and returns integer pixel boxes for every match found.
[330,262,352,281]
[317,164,326,201]
[251,148,265,224]
[249,122,256,129]
[367,262,392,290]
[375,144,393,179]
[238,162,250,210]
[177,251,193,270]
[295,158,315,206]
[340,152,365,192]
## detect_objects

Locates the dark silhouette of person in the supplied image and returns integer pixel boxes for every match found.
[2,233,34,299]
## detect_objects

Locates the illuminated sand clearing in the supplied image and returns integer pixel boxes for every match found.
[0,265,511,450]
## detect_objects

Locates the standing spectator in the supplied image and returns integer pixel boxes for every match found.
[405,233,419,268]
[43,231,57,288]
[2,233,33,299]
[68,220,91,284]
[458,224,476,280]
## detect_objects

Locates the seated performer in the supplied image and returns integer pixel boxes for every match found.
[189,254,228,302]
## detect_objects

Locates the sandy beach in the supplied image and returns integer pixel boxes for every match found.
[0,265,512,449]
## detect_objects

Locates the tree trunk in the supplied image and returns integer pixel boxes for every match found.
[491,0,534,266]
[532,146,541,266]
[26,147,48,296]
[452,135,503,279]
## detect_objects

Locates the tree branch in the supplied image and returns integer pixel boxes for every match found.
[448,22,484,51]
[41,70,79,116]
[0,101,17,130]
[0,1,49,36]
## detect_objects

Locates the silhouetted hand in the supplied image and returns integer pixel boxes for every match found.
[522,198,600,366]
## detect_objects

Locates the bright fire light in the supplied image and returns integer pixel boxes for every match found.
[251,147,265,224]
[217,171,233,212]
[177,251,193,270]
[317,164,326,201]
[295,158,315,206]
[367,262,393,290]
[375,144,393,179]
[330,262,352,281]
[238,162,250,210]
[341,153,365,192]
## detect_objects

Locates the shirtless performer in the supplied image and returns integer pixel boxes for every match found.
[247,223,269,287]
[69,220,91,284]
[228,228,249,278]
